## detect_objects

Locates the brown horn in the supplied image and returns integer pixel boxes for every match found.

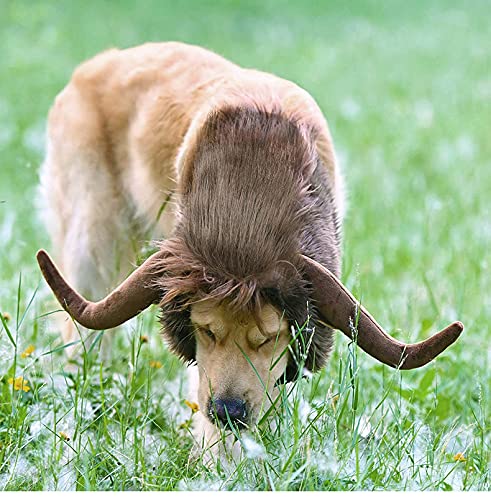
[302,255,463,369]
[37,249,166,330]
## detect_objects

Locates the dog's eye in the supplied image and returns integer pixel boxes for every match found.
[259,337,272,349]
[203,329,215,341]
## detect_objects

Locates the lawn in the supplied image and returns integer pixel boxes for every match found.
[0,0,490,491]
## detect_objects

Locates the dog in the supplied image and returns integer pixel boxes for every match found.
[37,42,463,460]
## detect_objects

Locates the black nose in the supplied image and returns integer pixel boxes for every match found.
[209,398,247,427]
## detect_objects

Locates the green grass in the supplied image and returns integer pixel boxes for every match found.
[0,0,490,491]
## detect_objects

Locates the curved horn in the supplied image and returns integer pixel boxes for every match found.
[37,249,166,330]
[302,255,463,369]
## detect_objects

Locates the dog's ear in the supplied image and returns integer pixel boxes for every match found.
[159,303,196,363]
[281,321,334,384]
[261,286,334,384]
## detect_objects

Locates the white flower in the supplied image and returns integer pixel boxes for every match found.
[359,415,372,439]
[241,435,265,459]
[298,398,312,424]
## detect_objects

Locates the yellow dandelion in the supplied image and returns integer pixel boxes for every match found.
[184,400,199,413]
[59,431,70,441]
[140,335,149,344]
[21,345,35,358]
[2,312,11,322]
[8,376,31,392]
[179,420,192,430]
[453,453,466,462]
[149,360,162,369]
[331,394,339,410]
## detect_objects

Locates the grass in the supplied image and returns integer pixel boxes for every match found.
[0,0,490,491]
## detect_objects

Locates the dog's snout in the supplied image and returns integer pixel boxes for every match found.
[209,397,247,426]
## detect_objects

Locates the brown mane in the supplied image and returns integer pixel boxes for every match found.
[152,105,340,378]
[154,105,319,311]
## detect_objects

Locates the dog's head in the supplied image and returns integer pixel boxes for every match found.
[191,299,290,427]
[151,235,334,429]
